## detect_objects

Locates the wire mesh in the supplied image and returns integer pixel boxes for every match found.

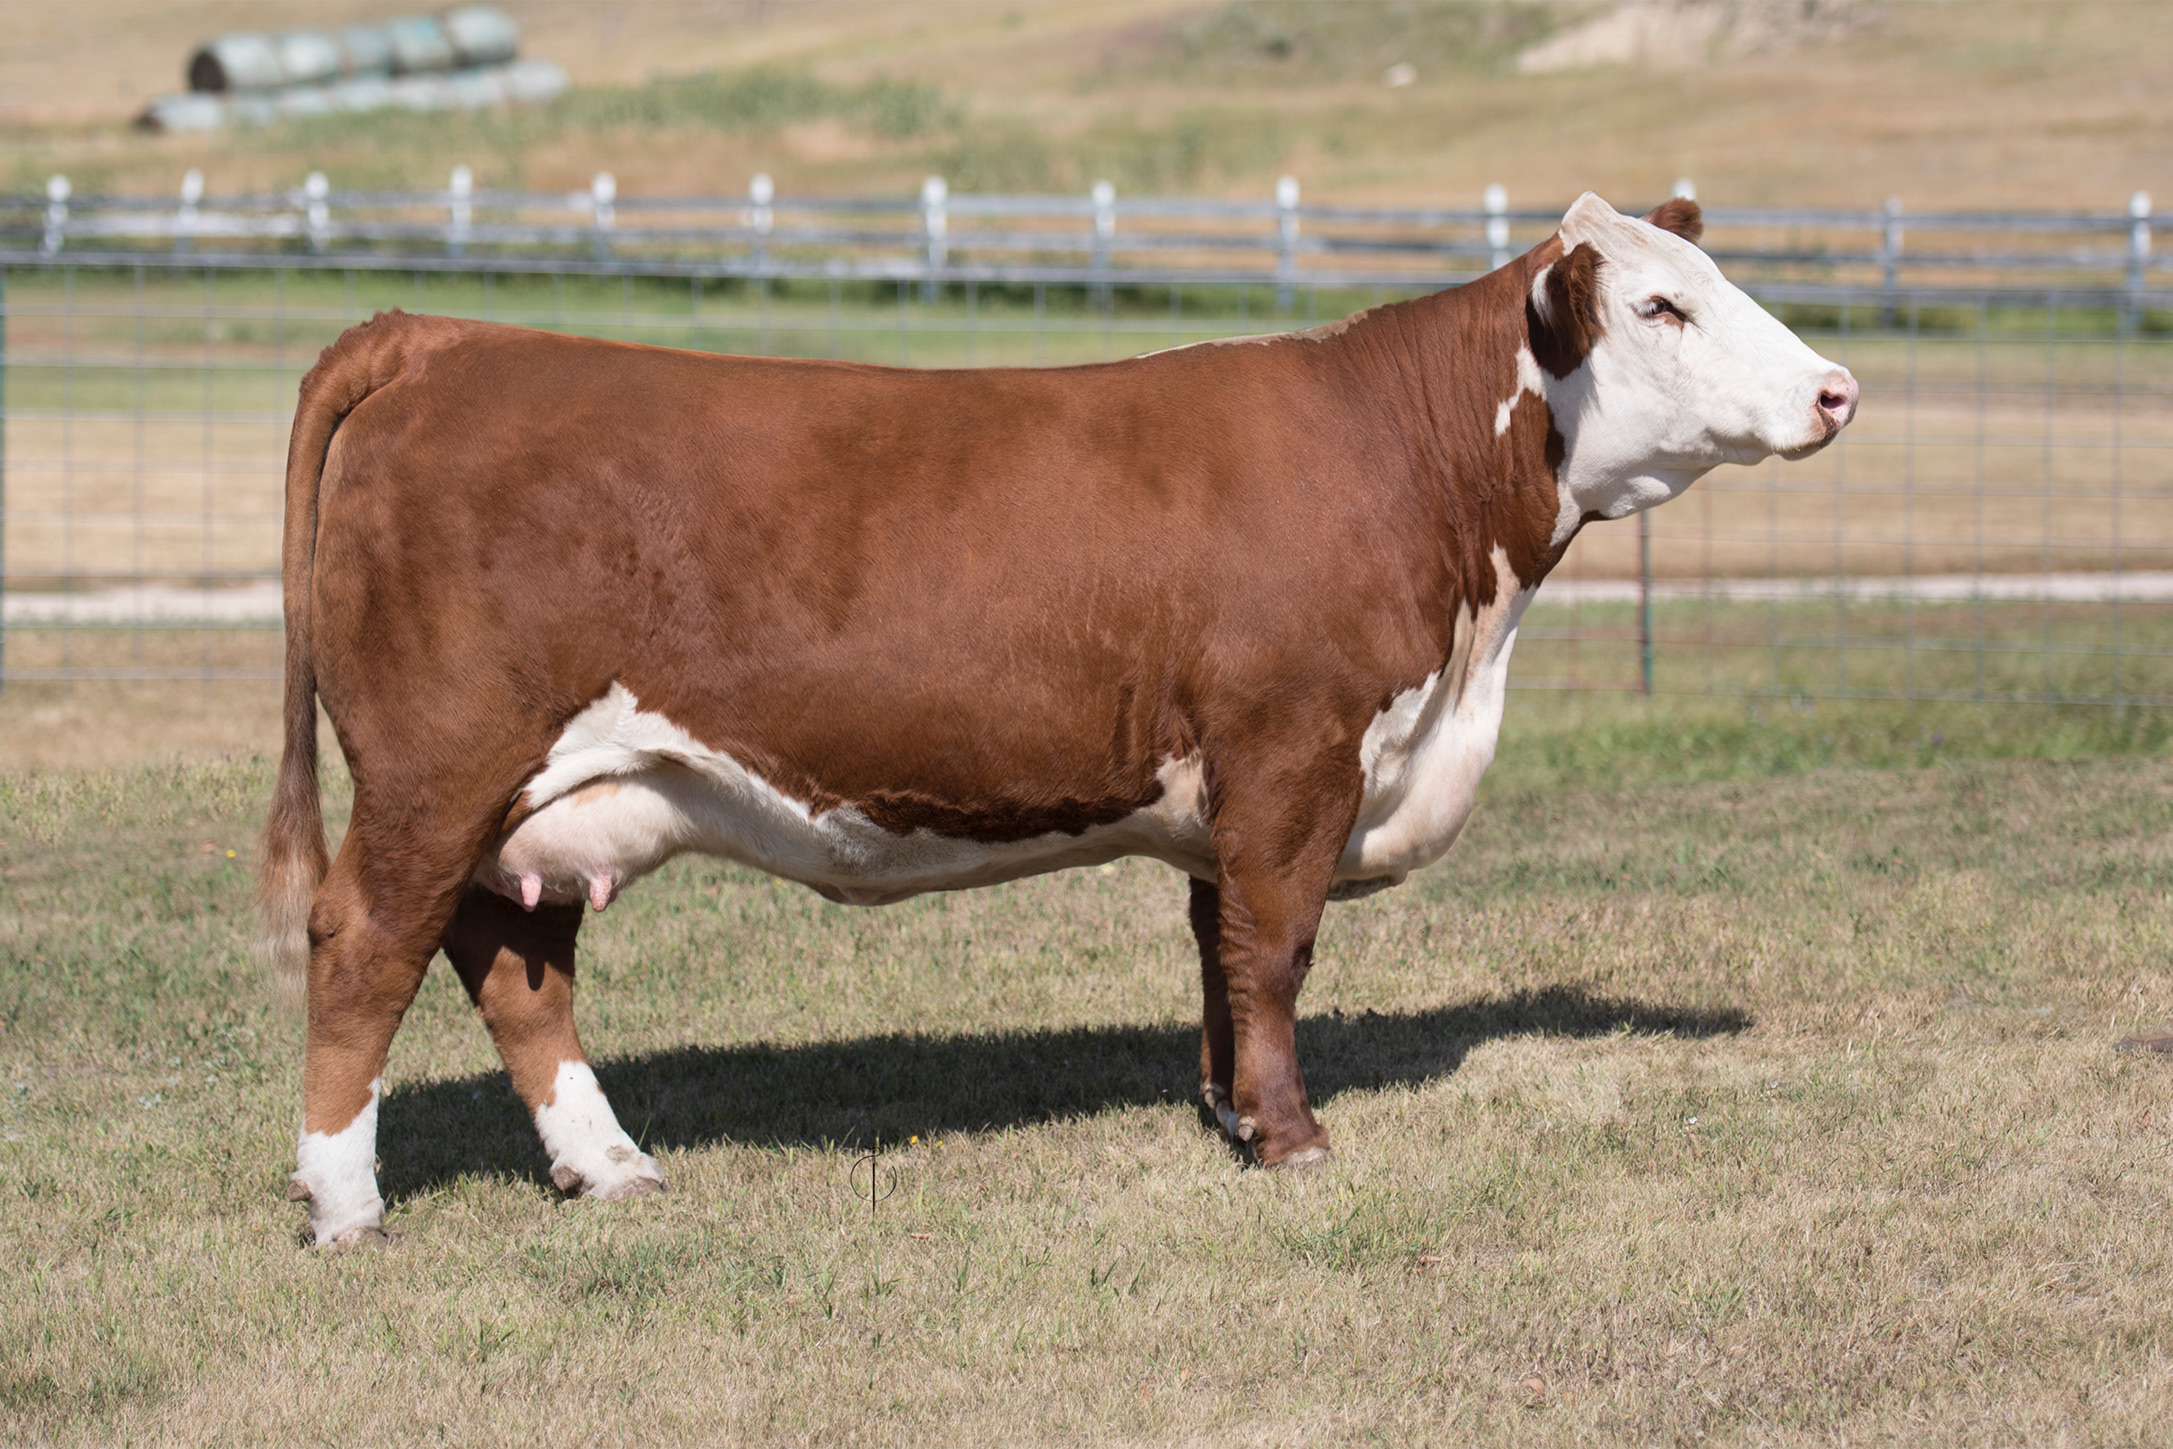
[0,254,2167,704]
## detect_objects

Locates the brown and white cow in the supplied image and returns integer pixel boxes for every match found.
[264,192,1855,1246]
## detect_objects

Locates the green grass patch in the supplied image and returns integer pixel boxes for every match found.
[7,704,2173,1440]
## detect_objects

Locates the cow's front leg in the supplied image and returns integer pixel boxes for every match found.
[443,887,665,1201]
[1200,774,1357,1169]
[1189,876,1237,1126]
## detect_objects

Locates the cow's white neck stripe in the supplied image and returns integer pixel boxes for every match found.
[1494,345,1546,437]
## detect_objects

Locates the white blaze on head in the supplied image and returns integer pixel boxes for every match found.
[1542,191,1858,524]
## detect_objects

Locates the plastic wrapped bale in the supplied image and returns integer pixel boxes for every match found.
[335,24,394,77]
[386,74,455,112]
[275,86,338,120]
[383,15,456,74]
[224,93,280,127]
[442,6,521,67]
[327,75,395,113]
[502,58,569,103]
[136,93,227,132]
[438,68,511,108]
[188,33,284,91]
[275,31,343,86]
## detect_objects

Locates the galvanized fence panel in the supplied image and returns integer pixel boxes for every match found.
[1,246,2168,705]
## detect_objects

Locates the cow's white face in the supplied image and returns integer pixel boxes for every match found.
[1539,191,1858,529]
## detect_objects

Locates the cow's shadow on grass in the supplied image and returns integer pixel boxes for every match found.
[377,986,1749,1201]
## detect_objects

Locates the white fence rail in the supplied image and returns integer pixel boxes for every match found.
[5,176,2163,296]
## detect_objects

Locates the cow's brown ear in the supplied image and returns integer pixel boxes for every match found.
[1527,241,1606,379]
[1642,197,1703,244]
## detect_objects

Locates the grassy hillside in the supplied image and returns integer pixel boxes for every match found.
[2,1,2167,210]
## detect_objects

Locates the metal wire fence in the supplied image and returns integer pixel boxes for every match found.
[1,249,2169,705]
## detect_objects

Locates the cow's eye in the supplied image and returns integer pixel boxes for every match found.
[1639,296,1687,324]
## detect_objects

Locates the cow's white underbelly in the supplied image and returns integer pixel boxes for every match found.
[476,563,1531,910]
[475,684,1218,908]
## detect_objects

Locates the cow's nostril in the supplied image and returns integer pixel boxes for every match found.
[1815,374,1859,429]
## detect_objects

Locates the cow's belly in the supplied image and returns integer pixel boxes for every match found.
[474,683,1216,908]
[477,576,1530,913]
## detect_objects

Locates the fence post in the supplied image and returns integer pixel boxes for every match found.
[921,175,948,303]
[1638,510,1653,697]
[748,172,773,271]
[590,171,616,259]
[176,168,203,254]
[2128,190,2152,336]
[448,165,472,256]
[304,170,329,251]
[1091,179,1115,311]
[1880,194,1903,323]
[1275,175,1300,310]
[0,260,7,695]
[1484,184,1509,272]
[41,175,69,254]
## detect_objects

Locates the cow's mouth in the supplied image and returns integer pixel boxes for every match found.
[1778,390,1857,461]
[1778,424,1840,462]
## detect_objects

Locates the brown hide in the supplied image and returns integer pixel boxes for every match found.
[309,252,1579,851]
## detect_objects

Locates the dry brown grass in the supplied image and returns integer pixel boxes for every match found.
[0,679,284,768]
[7,716,2173,1442]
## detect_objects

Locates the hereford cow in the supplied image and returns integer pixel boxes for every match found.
[264,192,1856,1246]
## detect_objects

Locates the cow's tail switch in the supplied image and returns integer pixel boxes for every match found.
[259,312,404,1011]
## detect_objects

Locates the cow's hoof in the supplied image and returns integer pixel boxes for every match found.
[551,1146,667,1201]
[1267,1144,1333,1173]
[592,1168,668,1202]
[1210,1101,1254,1142]
[289,1176,389,1248]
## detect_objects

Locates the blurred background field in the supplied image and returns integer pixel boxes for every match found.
[2,0,2169,208]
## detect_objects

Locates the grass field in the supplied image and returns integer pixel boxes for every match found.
[8,692,2173,1442]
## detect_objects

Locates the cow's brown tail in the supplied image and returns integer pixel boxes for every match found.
[259,313,405,1012]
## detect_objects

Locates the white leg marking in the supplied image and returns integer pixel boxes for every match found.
[291,1077,386,1246]
[534,1060,666,1199]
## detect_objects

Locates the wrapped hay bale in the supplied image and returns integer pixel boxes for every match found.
[142,7,558,132]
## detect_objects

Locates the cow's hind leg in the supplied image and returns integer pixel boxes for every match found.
[290,837,449,1247]
[442,886,666,1201]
